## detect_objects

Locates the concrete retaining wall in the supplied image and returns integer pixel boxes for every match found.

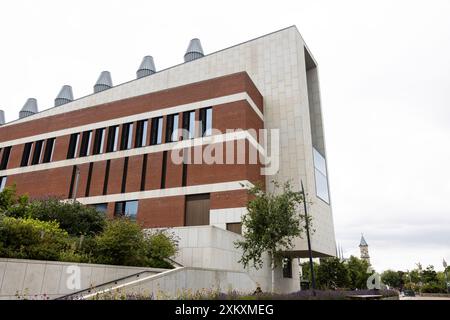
[0,258,164,300]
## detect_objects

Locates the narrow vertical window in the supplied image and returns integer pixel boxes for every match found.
[121,157,129,193]
[31,140,43,165]
[120,123,133,150]
[140,154,148,191]
[0,176,7,192]
[85,162,93,197]
[79,131,92,157]
[21,143,33,167]
[150,117,163,145]
[135,120,148,148]
[67,133,80,159]
[93,128,105,155]
[106,126,119,153]
[0,146,11,170]
[200,107,212,137]
[68,165,77,199]
[103,160,111,195]
[165,114,179,143]
[161,151,168,189]
[42,138,56,163]
[182,111,195,139]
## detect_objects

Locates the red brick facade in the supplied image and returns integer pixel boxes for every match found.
[0,72,264,228]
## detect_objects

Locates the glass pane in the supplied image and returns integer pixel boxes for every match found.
[127,123,134,149]
[315,169,330,203]
[313,148,327,175]
[189,111,195,139]
[205,108,212,136]
[0,177,7,191]
[171,115,179,142]
[157,118,163,144]
[113,126,119,151]
[93,203,108,214]
[99,129,105,153]
[124,200,139,220]
[142,121,148,146]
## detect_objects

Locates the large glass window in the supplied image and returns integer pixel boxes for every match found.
[313,148,330,203]
[92,203,108,214]
[114,200,138,220]
[0,176,7,192]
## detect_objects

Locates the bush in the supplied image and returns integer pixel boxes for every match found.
[23,199,105,236]
[0,216,69,261]
[421,282,446,294]
[94,219,178,268]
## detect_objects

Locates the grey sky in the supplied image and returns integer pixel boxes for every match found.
[0,0,449,272]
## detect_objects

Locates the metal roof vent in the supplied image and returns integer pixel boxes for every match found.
[55,85,74,106]
[19,98,38,119]
[184,38,204,62]
[137,56,156,79]
[0,110,5,125]
[94,71,113,93]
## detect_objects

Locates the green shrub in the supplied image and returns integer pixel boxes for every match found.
[0,185,29,215]
[421,282,446,293]
[93,219,178,268]
[0,216,69,261]
[25,199,106,236]
[145,230,178,268]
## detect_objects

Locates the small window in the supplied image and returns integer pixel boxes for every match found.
[114,200,138,220]
[200,107,212,137]
[135,120,148,148]
[165,114,179,143]
[31,140,43,165]
[226,222,242,235]
[150,117,163,145]
[0,176,7,192]
[106,126,119,153]
[120,123,134,150]
[42,138,56,163]
[92,203,108,214]
[79,131,92,157]
[67,133,80,159]
[92,128,106,155]
[282,257,293,278]
[21,143,33,167]
[0,146,11,170]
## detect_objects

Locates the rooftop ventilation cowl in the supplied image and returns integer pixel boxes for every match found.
[137,56,156,79]
[55,85,74,107]
[94,71,113,93]
[19,98,38,119]
[184,38,204,62]
[0,110,5,125]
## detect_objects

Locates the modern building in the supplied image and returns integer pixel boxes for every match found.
[0,26,336,292]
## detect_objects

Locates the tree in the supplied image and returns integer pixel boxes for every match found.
[346,256,370,289]
[0,185,29,214]
[381,270,404,289]
[235,181,306,292]
[422,265,438,283]
[316,257,350,289]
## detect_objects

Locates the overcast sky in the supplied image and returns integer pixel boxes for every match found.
[0,0,449,272]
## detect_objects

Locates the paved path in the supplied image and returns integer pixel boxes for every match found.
[400,296,450,300]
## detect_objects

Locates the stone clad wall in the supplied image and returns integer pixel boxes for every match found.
[0,258,163,300]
